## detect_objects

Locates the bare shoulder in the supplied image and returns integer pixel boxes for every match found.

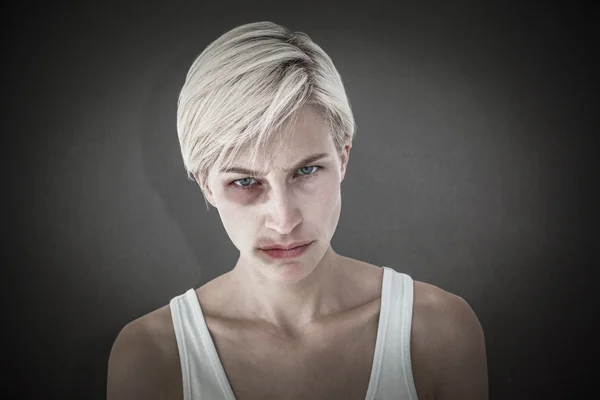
[107,305,182,400]
[411,280,489,400]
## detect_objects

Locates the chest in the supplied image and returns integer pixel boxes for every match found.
[206,312,380,400]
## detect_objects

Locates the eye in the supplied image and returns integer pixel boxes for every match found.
[297,165,319,176]
[230,165,323,191]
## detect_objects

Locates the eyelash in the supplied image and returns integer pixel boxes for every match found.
[229,165,323,191]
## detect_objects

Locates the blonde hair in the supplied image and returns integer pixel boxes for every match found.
[176,21,356,209]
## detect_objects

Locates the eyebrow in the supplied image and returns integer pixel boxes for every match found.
[219,152,331,176]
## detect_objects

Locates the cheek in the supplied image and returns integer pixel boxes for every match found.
[307,179,341,220]
[217,204,254,244]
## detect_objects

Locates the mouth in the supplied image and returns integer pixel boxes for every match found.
[260,241,313,259]
[260,241,312,251]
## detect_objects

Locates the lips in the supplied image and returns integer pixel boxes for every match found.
[260,241,312,251]
[260,241,313,259]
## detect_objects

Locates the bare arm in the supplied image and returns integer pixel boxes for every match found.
[106,318,182,400]
[432,294,489,400]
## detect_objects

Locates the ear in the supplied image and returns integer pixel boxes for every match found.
[340,142,352,182]
[194,172,217,208]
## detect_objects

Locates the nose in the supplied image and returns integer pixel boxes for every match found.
[263,185,302,234]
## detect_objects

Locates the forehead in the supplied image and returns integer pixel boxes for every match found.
[237,106,334,164]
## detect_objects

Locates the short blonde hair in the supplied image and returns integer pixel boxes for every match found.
[176,21,356,209]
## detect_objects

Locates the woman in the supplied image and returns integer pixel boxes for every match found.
[107,21,488,400]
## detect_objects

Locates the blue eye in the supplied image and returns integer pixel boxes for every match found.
[298,165,319,176]
[234,177,255,188]
[231,165,322,191]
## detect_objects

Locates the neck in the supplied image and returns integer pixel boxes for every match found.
[227,246,347,335]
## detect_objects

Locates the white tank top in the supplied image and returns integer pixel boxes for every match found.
[169,266,419,399]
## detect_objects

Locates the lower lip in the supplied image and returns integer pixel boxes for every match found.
[261,242,312,259]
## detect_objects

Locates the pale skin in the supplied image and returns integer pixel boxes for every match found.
[107,106,489,399]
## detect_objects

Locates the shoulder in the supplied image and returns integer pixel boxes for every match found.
[411,280,483,348]
[410,280,489,400]
[107,305,183,400]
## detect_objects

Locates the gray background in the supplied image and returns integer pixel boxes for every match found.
[8,0,596,399]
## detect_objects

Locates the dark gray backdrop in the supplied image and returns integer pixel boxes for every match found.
[8,0,596,399]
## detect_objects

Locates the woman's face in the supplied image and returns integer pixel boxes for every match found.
[201,106,351,279]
